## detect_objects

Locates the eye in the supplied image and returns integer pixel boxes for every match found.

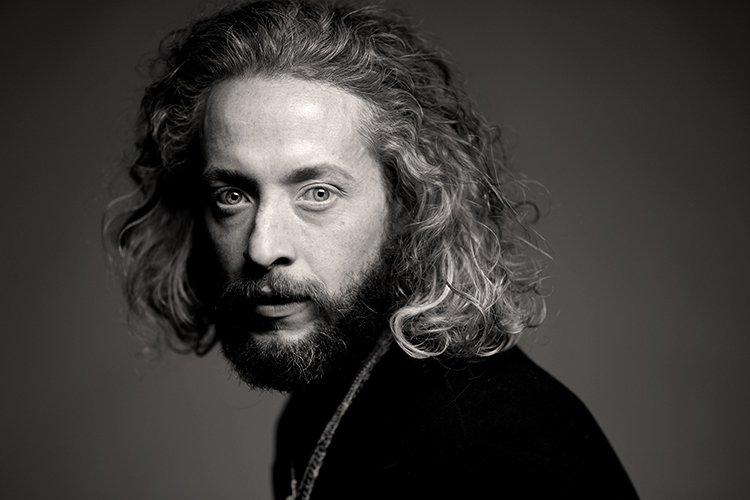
[300,186,334,203]
[216,189,247,206]
[211,188,251,216]
[310,188,330,202]
[298,185,339,211]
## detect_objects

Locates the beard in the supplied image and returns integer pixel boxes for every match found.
[213,254,396,393]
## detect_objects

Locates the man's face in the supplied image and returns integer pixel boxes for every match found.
[202,76,391,390]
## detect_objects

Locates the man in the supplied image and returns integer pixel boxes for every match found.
[106,0,639,498]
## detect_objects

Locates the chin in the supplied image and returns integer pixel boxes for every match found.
[220,321,350,393]
[251,325,314,345]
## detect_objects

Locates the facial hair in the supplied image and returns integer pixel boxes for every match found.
[213,256,395,393]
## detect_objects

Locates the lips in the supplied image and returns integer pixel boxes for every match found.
[215,279,324,336]
[253,301,310,318]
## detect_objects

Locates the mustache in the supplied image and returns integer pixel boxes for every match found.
[215,274,337,314]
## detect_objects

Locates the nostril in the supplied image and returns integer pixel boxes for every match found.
[271,256,293,266]
[242,257,293,279]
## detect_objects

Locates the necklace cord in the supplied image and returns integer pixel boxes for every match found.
[289,332,393,500]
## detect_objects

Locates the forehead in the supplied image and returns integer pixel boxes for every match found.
[202,76,373,163]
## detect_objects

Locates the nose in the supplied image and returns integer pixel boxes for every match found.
[244,202,297,269]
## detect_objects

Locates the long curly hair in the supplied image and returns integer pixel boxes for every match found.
[104,0,548,359]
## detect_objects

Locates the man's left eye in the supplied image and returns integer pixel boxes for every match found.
[301,186,334,203]
[310,188,330,202]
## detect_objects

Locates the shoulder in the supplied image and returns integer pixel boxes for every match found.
[434,347,602,455]
[344,347,605,461]
[386,347,636,497]
[276,345,639,499]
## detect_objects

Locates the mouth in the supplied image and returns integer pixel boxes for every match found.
[249,299,317,339]
[252,300,310,319]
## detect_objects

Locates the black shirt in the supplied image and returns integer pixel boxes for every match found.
[274,345,639,499]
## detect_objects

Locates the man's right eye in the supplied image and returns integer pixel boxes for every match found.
[216,189,247,206]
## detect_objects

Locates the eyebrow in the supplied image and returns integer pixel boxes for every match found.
[284,164,356,184]
[201,167,258,193]
[201,163,356,187]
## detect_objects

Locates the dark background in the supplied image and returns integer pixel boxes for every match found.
[1,0,748,498]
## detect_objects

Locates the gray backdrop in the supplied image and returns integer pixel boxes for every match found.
[1,0,748,498]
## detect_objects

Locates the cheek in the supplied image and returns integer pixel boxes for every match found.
[204,215,245,274]
[318,202,389,280]
[353,211,388,258]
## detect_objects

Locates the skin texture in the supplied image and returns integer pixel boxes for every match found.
[202,76,389,344]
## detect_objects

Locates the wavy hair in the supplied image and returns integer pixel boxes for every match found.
[104,0,548,358]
